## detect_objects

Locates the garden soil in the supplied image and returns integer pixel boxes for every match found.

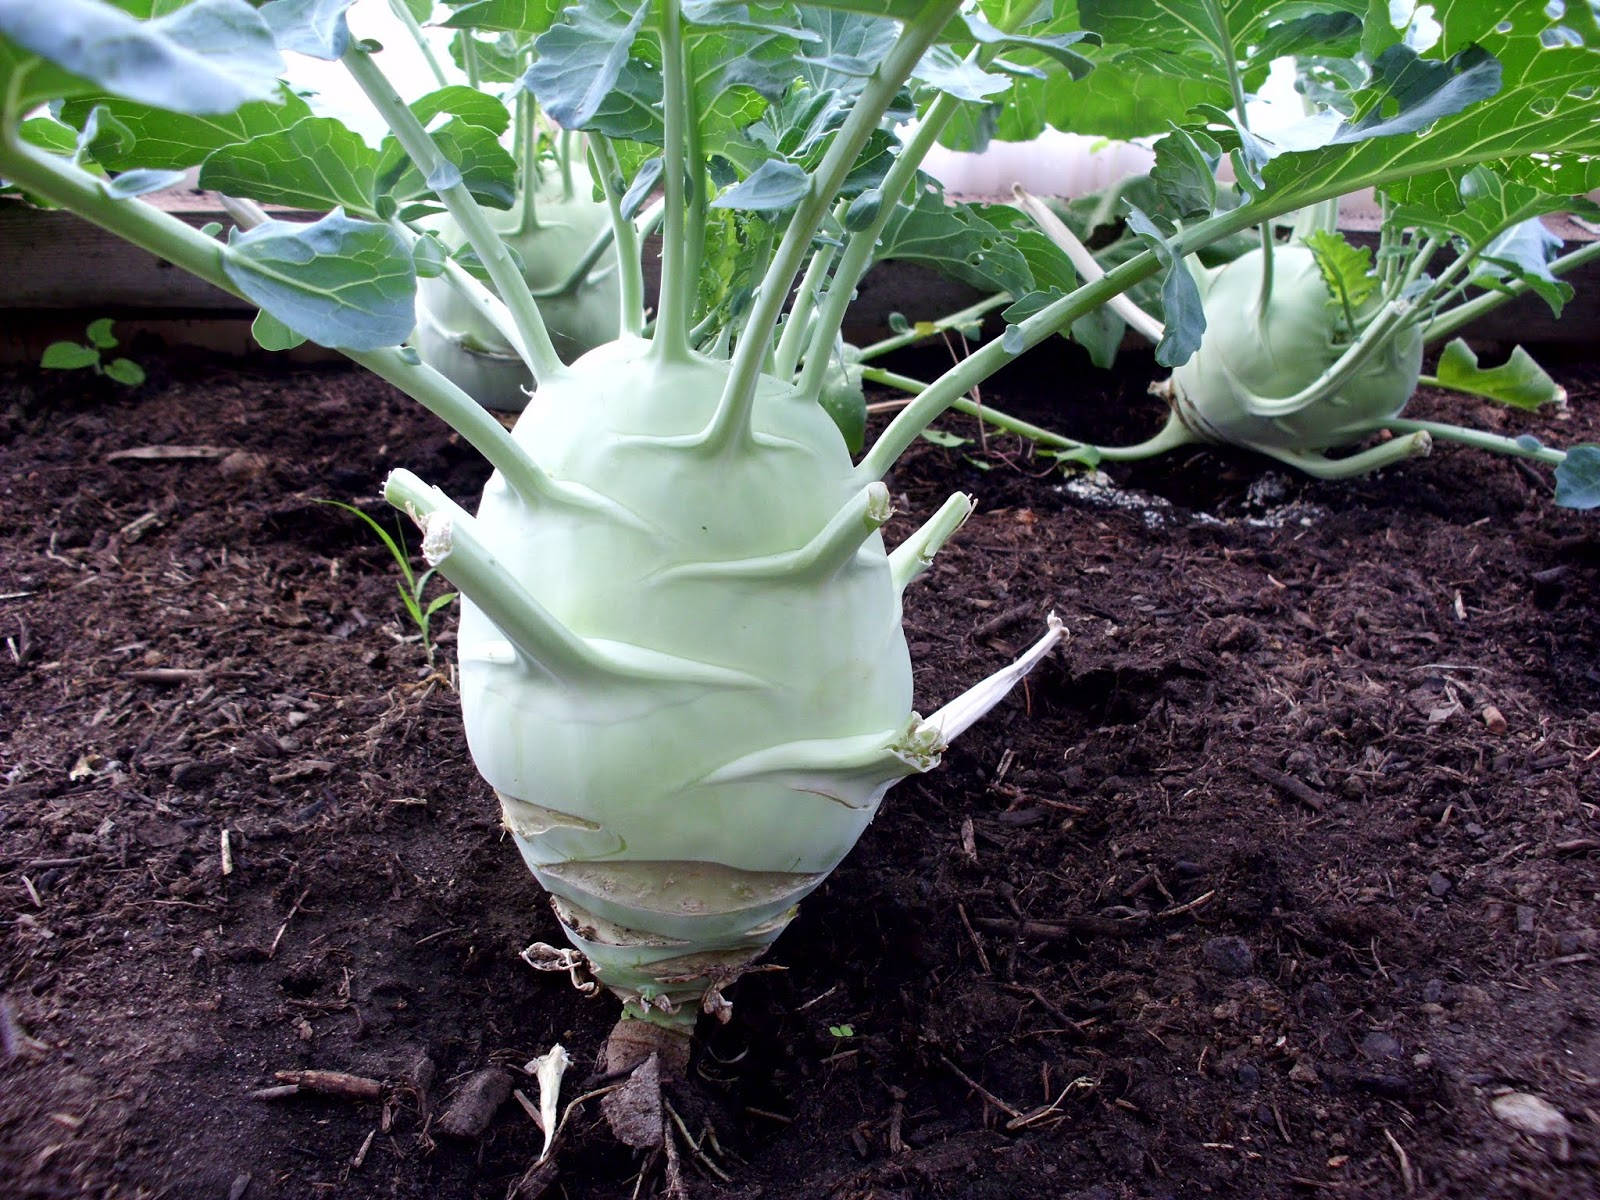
[3,341,1598,1200]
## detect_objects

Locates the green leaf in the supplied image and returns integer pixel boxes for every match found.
[1554,446,1600,510]
[102,357,146,386]
[62,87,316,172]
[423,591,459,619]
[710,159,810,213]
[377,118,517,209]
[40,341,100,369]
[1149,127,1218,219]
[1302,229,1377,318]
[1330,44,1503,145]
[0,0,283,113]
[201,116,379,214]
[223,210,417,351]
[258,0,356,60]
[522,0,652,130]
[251,308,309,351]
[440,0,561,35]
[1262,4,1600,213]
[920,428,969,448]
[18,116,78,155]
[1124,206,1204,367]
[410,85,513,135]
[876,179,1032,299]
[911,45,1009,102]
[1432,339,1562,411]
[85,317,118,348]
[102,166,187,197]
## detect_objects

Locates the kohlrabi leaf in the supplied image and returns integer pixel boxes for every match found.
[18,116,79,156]
[61,87,315,172]
[440,0,563,35]
[522,0,652,130]
[251,308,308,351]
[876,180,1031,299]
[200,116,379,214]
[377,118,518,209]
[1331,44,1503,144]
[1148,127,1219,219]
[1303,229,1377,319]
[1554,446,1600,510]
[258,0,356,60]
[910,45,1010,103]
[410,85,513,136]
[0,0,282,113]
[1261,3,1600,213]
[222,210,417,351]
[1389,165,1584,315]
[1124,206,1203,367]
[1472,219,1574,317]
[101,166,185,197]
[1431,339,1564,411]
[710,159,810,213]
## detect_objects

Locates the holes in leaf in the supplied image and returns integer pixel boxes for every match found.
[1543,0,1564,18]
[1540,24,1582,48]
[1530,95,1558,117]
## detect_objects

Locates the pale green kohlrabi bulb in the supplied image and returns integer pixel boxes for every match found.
[396,339,1060,1027]
[414,174,621,411]
[1171,245,1423,451]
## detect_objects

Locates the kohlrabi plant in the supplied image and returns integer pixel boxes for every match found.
[3,0,1599,1142]
[391,1,629,410]
[964,4,1600,504]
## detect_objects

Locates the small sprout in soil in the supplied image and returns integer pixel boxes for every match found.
[315,499,457,669]
[40,318,145,387]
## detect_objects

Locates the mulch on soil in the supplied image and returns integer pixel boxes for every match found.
[2,342,1598,1200]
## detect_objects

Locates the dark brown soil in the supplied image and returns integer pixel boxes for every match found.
[3,342,1598,1200]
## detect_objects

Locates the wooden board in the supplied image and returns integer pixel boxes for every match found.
[2,194,1595,362]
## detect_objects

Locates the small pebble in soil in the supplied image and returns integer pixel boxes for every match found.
[1360,1031,1403,1060]
[1428,871,1453,897]
[1302,981,1338,1013]
[1202,935,1255,977]
[1422,979,1446,1005]
[1236,1062,1261,1088]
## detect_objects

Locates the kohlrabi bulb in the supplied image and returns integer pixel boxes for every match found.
[415,173,620,410]
[1171,245,1423,451]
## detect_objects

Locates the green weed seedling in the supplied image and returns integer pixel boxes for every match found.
[40,318,145,386]
[318,499,457,670]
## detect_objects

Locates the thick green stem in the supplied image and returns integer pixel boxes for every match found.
[589,136,647,337]
[864,368,1197,462]
[772,229,840,380]
[559,129,576,202]
[387,0,450,88]
[1378,417,1566,465]
[797,81,966,398]
[1200,0,1269,322]
[853,293,1011,363]
[889,491,974,592]
[660,483,893,582]
[1422,239,1600,343]
[709,0,963,450]
[515,85,540,237]
[652,0,694,362]
[343,44,565,384]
